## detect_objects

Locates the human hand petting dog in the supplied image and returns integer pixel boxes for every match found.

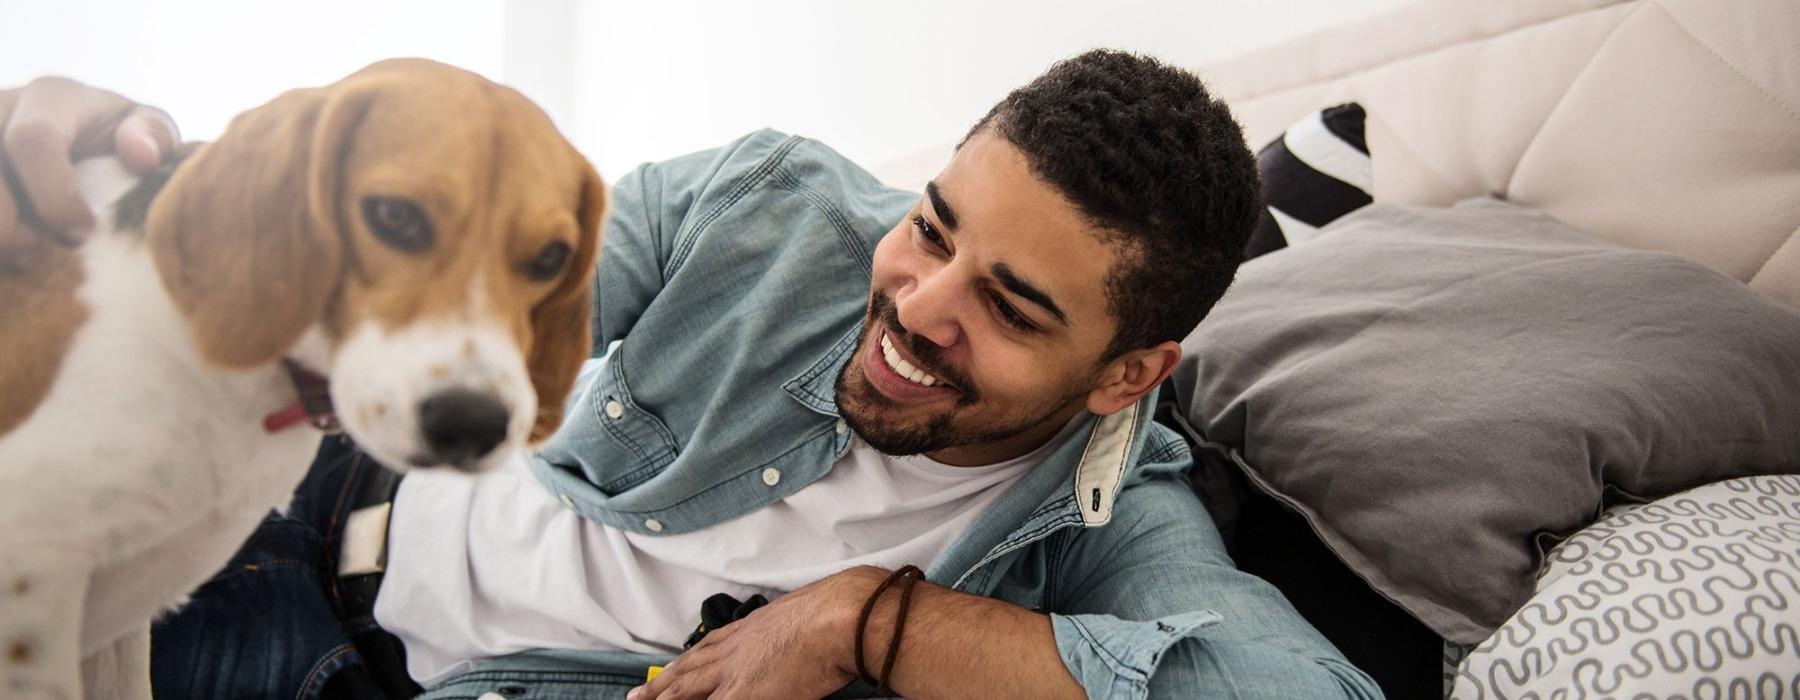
[630,566,891,700]
[0,77,177,267]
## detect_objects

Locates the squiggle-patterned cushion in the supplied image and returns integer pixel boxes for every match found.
[1450,475,1800,698]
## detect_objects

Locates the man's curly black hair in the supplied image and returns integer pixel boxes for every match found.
[962,49,1261,362]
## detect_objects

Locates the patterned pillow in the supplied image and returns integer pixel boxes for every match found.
[1244,102,1371,258]
[1450,475,1800,698]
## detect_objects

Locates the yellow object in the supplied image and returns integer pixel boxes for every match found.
[646,665,663,682]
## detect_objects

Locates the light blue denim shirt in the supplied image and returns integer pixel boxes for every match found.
[419,130,1379,699]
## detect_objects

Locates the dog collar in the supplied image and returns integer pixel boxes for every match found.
[263,359,341,434]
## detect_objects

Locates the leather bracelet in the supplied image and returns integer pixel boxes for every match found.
[855,564,924,690]
[878,568,923,693]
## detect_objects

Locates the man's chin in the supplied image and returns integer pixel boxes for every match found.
[836,360,950,455]
[839,410,946,457]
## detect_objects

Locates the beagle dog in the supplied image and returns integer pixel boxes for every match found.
[0,59,604,699]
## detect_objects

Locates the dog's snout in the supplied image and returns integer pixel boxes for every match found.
[419,389,510,468]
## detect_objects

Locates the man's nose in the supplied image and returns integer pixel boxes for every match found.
[894,272,964,349]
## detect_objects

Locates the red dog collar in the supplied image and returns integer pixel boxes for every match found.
[263,359,340,434]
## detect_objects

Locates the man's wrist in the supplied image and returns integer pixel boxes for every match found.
[829,565,891,677]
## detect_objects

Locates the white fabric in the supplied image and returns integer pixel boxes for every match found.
[374,422,1076,687]
[1281,110,1373,195]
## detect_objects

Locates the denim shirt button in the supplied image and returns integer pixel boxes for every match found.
[644,518,664,532]
[761,468,782,486]
[835,419,847,434]
[604,399,624,419]
[478,694,506,700]
[558,494,574,509]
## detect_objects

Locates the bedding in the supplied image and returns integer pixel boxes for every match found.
[1449,475,1800,697]
[1171,196,1800,645]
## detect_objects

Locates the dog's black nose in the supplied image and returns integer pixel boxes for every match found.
[418,389,510,468]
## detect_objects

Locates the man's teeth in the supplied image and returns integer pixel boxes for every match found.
[879,333,940,387]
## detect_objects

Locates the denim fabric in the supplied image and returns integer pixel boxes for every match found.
[151,436,391,700]
[515,130,1383,698]
[156,131,1381,699]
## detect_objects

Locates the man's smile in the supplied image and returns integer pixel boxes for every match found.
[880,333,942,387]
[861,328,961,404]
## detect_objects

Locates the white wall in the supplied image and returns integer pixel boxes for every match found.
[0,1,506,148]
[560,0,1418,180]
[1,0,1416,182]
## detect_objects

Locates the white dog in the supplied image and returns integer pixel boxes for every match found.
[0,59,604,699]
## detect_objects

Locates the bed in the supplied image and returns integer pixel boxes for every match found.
[875,0,1800,696]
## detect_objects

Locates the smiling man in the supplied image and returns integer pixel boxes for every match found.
[3,50,1379,699]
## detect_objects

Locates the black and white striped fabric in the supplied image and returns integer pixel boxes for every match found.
[1245,103,1371,258]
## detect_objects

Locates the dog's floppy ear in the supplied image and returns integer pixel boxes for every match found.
[527,161,606,443]
[146,83,372,369]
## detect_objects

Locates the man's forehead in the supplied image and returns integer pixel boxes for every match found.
[930,134,1118,329]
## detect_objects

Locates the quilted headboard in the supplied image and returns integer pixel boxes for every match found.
[1204,0,1800,308]
[871,0,1800,308]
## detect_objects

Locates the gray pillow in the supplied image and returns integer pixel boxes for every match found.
[1172,197,1800,645]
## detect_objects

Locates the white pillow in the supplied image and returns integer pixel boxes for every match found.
[1450,475,1800,698]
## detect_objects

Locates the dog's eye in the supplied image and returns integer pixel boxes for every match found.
[361,197,434,253]
[524,241,571,281]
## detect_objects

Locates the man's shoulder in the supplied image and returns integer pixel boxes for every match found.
[1123,418,1193,487]
[720,129,917,227]
[653,130,914,264]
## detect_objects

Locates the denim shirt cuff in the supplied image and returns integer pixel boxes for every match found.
[1050,610,1223,699]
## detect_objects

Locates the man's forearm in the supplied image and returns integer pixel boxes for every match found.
[845,568,1085,700]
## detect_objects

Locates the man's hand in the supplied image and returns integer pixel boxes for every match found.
[629,566,886,700]
[0,77,178,267]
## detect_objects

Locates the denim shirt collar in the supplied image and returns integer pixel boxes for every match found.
[781,319,863,420]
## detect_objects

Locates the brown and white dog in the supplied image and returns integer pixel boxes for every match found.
[0,59,604,699]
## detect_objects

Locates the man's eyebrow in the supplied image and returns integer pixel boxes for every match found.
[991,262,1069,326]
[925,180,958,231]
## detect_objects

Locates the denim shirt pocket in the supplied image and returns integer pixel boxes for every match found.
[586,344,682,493]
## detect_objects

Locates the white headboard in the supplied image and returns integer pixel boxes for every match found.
[871,0,1799,308]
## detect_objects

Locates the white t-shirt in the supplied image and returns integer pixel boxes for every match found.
[374,423,1076,686]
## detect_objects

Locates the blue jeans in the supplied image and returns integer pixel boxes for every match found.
[147,438,669,700]
[150,435,409,700]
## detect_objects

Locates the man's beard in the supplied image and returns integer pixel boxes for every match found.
[834,291,1081,458]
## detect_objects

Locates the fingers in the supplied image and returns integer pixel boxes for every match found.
[0,77,170,243]
[632,653,716,700]
[2,113,90,242]
[114,105,178,175]
[0,90,48,269]
[0,167,45,272]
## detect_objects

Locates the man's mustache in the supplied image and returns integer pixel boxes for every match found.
[872,294,975,394]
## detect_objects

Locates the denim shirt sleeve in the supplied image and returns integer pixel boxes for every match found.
[1049,474,1382,699]
[593,130,790,350]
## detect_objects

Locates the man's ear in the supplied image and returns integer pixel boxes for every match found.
[1084,340,1181,416]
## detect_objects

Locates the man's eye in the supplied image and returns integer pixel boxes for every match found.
[911,214,945,249]
[988,291,1034,332]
